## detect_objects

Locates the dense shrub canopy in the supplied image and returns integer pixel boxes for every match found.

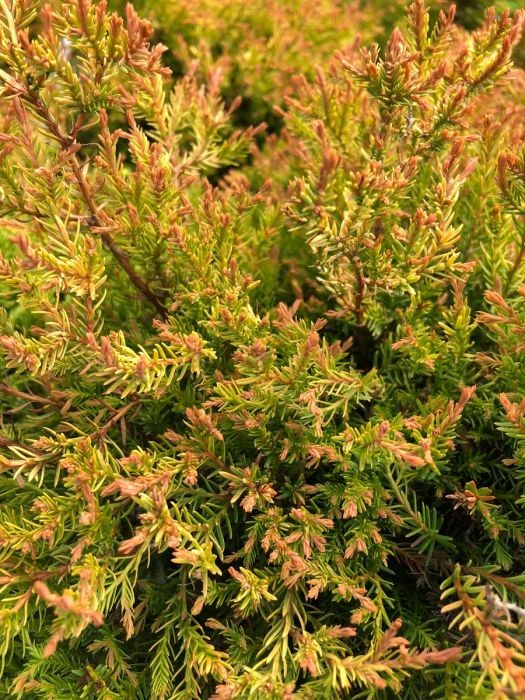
[0,1,524,698]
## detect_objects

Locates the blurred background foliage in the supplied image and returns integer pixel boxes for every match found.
[105,0,524,133]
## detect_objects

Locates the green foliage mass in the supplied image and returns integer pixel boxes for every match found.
[0,1,525,698]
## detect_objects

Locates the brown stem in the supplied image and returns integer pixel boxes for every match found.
[0,383,59,405]
[463,566,525,603]
[22,93,167,318]
[89,399,139,442]
[0,434,41,453]
[70,158,167,317]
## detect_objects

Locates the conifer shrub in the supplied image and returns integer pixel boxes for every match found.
[0,1,525,698]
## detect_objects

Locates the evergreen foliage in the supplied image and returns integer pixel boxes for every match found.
[0,1,524,697]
